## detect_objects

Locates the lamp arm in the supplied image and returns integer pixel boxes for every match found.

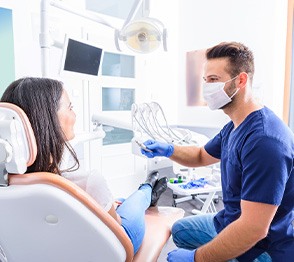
[122,0,144,29]
[142,0,150,17]
[49,0,117,29]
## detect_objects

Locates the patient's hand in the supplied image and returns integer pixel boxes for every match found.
[113,200,122,210]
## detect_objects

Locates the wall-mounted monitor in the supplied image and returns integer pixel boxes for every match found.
[60,35,104,79]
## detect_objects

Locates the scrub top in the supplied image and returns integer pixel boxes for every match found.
[205,107,294,261]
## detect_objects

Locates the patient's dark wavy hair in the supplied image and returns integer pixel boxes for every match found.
[1,77,79,175]
[206,42,255,83]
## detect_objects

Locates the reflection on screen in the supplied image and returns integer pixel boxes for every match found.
[64,39,103,76]
[102,87,135,111]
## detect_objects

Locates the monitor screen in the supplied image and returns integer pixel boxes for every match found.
[60,36,103,78]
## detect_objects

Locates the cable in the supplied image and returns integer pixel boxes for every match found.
[131,102,194,144]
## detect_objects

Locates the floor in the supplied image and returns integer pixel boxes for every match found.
[155,168,224,262]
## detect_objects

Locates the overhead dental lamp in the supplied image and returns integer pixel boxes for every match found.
[115,17,167,54]
[113,0,167,53]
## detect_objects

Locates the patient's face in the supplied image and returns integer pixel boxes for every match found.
[57,89,76,141]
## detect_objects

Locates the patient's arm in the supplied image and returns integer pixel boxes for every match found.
[108,204,122,225]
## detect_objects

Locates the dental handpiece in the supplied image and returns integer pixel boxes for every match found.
[135,140,153,152]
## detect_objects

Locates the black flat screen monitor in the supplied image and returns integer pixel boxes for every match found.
[60,36,103,78]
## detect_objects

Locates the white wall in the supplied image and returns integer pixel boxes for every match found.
[140,0,289,129]
[173,0,288,128]
[140,0,180,125]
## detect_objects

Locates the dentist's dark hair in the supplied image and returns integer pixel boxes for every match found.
[1,77,79,175]
[206,42,255,83]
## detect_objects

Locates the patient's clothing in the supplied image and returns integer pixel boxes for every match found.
[204,107,294,261]
[62,169,114,211]
[62,169,151,254]
[116,184,151,253]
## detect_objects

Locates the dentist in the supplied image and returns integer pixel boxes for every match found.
[141,42,294,262]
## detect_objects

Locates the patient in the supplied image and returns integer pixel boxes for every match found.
[1,77,168,254]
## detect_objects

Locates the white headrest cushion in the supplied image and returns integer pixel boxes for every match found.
[0,102,37,174]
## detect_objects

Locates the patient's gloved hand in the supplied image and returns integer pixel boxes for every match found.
[141,139,174,158]
[167,248,196,262]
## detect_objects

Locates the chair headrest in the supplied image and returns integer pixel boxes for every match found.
[0,102,37,174]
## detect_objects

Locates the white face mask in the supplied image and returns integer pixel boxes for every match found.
[202,76,239,110]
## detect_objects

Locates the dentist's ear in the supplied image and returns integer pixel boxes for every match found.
[238,72,248,89]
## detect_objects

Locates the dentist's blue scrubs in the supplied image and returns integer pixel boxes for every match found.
[205,107,294,261]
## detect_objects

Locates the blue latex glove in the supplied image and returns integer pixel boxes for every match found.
[167,248,196,262]
[140,139,174,158]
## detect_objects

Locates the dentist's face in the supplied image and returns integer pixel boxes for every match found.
[57,89,76,141]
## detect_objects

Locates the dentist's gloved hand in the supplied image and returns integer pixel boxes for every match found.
[167,248,196,262]
[141,139,174,158]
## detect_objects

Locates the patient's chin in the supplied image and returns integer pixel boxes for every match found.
[66,133,75,141]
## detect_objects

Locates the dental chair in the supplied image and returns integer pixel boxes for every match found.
[0,102,184,262]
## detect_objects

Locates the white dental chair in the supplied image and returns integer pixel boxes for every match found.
[0,102,184,262]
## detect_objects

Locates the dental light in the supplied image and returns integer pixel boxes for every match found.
[40,0,167,76]
[115,17,167,54]
[113,0,167,53]
[113,0,167,54]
